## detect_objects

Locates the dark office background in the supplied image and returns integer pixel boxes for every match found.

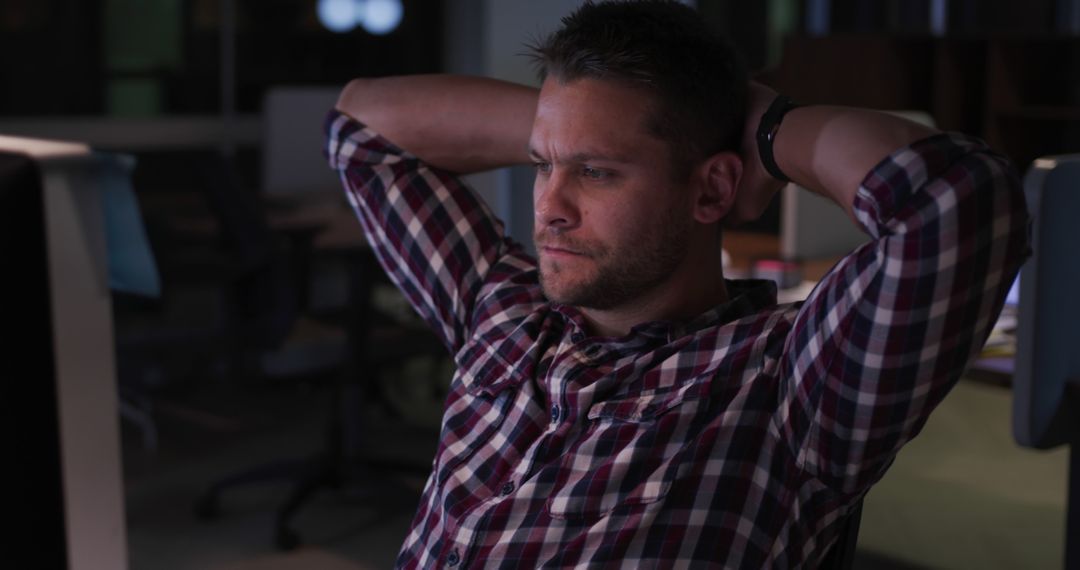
[4,0,1079,229]
[5,1,1079,568]
[4,0,1075,116]
[0,0,442,116]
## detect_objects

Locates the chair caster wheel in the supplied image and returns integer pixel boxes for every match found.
[194,492,220,520]
[275,526,301,551]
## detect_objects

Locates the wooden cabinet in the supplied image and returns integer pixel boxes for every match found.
[763,36,1080,171]
[984,38,1080,168]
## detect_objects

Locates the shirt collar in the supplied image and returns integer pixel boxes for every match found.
[551,278,778,343]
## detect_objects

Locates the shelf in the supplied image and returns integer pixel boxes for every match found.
[992,106,1080,121]
[768,35,1080,192]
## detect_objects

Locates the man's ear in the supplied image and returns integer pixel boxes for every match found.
[691,151,742,224]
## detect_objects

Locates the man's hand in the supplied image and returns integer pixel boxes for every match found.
[726,81,788,226]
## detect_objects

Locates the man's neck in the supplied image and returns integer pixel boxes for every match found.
[579,252,729,338]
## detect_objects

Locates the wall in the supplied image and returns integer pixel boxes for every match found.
[441,0,587,252]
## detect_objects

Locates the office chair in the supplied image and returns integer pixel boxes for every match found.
[194,242,445,549]
[1012,154,1080,569]
[113,150,311,449]
[818,498,863,570]
[194,87,446,549]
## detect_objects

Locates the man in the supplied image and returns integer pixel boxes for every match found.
[327,1,1028,567]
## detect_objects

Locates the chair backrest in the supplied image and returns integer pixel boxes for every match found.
[818,498,863,570]
[197,152,298,349]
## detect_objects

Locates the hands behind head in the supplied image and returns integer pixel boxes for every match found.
[725,81,789,227]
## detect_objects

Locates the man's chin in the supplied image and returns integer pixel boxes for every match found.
[539,274,614,310]
[538,277,574,305]
[539,271,585,305]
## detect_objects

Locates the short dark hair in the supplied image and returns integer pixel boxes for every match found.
[527,0,748,175]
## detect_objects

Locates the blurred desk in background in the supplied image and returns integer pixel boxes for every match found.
[723,230,842,293]
[724,231,1017,387]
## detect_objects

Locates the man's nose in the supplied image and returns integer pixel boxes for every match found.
[534,171,579,230]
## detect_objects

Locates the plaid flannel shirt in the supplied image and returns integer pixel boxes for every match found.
[325,109,1029,569]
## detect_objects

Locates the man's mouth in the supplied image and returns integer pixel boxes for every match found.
[543,244,579,253]
[541,245,585,259]
[537,239,588,258]
[535,230,595,259]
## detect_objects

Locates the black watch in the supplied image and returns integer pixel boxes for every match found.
[755,94,800,183]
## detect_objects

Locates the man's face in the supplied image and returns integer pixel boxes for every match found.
[530,77,694,311]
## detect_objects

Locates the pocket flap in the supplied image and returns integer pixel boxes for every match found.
[586,388,699,422]
[455,337,526,397]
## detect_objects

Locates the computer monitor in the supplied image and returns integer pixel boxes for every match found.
[261,86,344,199]
[1,146,68,568]
[1011,154,1080,568]
[1012,154,1080,449]
[1005,273,1021,307]
[0,136,129,570]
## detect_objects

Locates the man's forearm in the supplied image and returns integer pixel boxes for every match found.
[335,74,538,174]
[772,105,939,220]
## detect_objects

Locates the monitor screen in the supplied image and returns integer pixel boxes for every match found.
[0,150,69,568]
[1005,273,1021,307]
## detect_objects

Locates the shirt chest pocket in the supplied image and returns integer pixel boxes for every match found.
[546,390,702,520]
[433,339,524,485]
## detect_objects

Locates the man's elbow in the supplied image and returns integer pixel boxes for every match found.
[335,78,376,122]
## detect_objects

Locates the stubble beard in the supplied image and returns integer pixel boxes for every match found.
[536,208,690,311]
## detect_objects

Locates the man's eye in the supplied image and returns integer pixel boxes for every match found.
[533,161,552,175]
[582,166,610,180]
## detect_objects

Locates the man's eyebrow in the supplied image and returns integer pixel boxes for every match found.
[568,151,633,164]
[526,146,632,164]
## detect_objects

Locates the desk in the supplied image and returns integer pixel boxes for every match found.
[165,194,364,251]
[724,230,1020,388]
[723,230,842,291]
[263,195,368,252]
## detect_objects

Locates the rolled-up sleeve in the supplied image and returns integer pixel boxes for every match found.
[325,110,520,352]
[779,133,1030,493]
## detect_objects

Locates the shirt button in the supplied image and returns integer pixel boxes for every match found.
[550,405,561,422]
[571,332,584,343]
[447,549,460,566]
[500,481,515,496]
